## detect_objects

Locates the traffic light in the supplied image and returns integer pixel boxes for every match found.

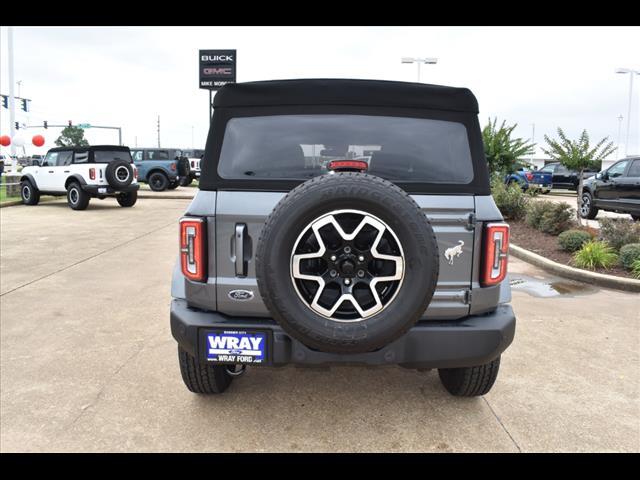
[1,95,7,109]
[21,98,29,112]
[44,121,48,129]
[15,122,20,130]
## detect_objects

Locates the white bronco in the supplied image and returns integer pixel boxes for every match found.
[20,145,139,210]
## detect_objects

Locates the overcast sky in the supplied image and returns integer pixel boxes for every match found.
[1,26,639,158]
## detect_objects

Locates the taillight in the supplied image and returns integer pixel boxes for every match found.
[525,172,533,181]
[191,161,195,168]
[133,166,138,179]
[481,223,509,287]
[171,163,177,171]
[180,217,206,282]
[89,168,95,180]
[328,160,368,172]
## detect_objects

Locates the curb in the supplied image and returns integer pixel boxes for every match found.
[510,243,640,293]
[0,200,22,208]
[137,194,194,200]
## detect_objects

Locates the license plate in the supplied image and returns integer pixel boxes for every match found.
[98,187,107,194]
[203,330,268,364]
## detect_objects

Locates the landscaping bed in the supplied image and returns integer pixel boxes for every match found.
[510,220,635,279]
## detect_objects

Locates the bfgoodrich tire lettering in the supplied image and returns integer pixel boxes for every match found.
[255,172,439,354]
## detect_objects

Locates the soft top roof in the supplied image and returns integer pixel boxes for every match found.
[47,145,130,153]
[213,79,479,113]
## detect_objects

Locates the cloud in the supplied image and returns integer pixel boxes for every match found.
[1,26,639,156]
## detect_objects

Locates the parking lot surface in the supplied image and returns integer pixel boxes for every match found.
[1,197,638,452]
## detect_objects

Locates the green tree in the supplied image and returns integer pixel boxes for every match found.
[55,126,90,147]
[482,118,535,176]
[542,128,616,222]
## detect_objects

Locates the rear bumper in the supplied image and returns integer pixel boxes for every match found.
[170,299,516,369]
[82,183,140,195]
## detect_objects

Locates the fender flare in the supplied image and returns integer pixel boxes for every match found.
[64,174,87,190]
[20,174,38,190]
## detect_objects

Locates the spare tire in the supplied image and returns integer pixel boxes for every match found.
[255,172,439,354]
[176,157,190,177]
[105,160,134,189]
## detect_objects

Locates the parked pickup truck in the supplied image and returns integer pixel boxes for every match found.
[130,148,191,191]
[505,167,552,193]
[539,162,597,190]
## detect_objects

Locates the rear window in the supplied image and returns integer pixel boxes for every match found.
[217,114,474,184]
[93,150,133,163]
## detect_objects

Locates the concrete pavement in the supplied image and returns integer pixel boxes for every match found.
[1,198,638,452]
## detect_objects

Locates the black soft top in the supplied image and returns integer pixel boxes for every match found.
[213,79,479,113]
[47,145,130,153]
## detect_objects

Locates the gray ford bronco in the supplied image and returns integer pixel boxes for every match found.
[170,79,515,397]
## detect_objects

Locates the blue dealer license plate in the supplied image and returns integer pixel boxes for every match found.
[204,330,267,364]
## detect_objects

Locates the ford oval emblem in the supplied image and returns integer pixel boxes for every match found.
[228,289,254,301]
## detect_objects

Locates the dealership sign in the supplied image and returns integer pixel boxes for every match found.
[199,49,236,90]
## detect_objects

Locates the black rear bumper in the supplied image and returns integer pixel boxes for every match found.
[170,299,516,369]
[82,183,140,195]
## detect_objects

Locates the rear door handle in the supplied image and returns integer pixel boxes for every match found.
[48,170,54,173]
[234,223,251,277]
[64,170,70,173]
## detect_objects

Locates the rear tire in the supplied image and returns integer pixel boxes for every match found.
[117,190,137,207]
[20,180,40,205]
[438,356,501,397]
[178,347,234,394]
[579,192,598,219]
[67,182,90,210]
[148,172,169,192]
[179,176,193,187]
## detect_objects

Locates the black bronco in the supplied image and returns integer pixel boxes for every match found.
[171,79,516,396]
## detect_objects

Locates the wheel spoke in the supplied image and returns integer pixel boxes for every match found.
[291,210,405,322]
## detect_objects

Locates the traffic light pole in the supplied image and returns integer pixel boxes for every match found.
[19,124,123,146]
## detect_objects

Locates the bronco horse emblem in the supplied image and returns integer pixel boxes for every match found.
[444,240,464,265]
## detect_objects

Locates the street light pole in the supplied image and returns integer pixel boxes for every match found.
[401,57,438,83]
[7,27,17,166]
[617,115,624,159]
[616,67,640,157]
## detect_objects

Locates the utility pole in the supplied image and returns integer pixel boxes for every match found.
[617,115,624,159]
[157,115,161,148]
[191,125,194,149]
[531,123,536,165]
[8,27,17,167]
[135,136,138,147]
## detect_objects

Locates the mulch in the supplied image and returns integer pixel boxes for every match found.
[509,220,634,279]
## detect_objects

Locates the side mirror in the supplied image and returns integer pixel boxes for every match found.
[601,172,609,181]
[32,159,40,166]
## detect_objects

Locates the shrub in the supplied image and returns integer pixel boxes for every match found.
[632,259,640,279]
[619,243,640,270]
[525,200,575,235]
[598,218,640,251]
[558,229,593,252]
[491,176,528,220]
[573,240,618,270]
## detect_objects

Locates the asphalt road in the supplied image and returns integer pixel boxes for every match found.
[1,197,638,452]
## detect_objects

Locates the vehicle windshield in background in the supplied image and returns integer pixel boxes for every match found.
[93,150,133,163]
[217,114,474,184]
[184,149,204,158]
